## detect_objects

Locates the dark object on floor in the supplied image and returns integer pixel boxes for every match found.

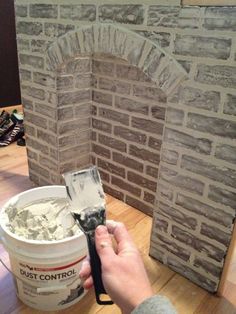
[0,110,10,128]
[0,122,24,147]
[17,137,26,146]
[0,119,15,140]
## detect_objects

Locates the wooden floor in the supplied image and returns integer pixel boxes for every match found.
[0,142,236,314]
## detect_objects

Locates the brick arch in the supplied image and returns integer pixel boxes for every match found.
[46,23,186,97]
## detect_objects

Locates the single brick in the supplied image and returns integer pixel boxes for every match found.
[133,85,166,102]
[17,21,43,36]
[187,113,236,139]
[92,60,115,76]
[129,144,160,164]
[31,39,51,53]
[208,185,236,209]
[58,107,74,121]
[99,108,129,126]
[144,191,156,205]
[161,149,178,165]
[25,111,47,129]
[57,75,74,90]
[113,152,143,172]
[33,72,55,88]
[37,130,57,146]
[30,4,58,18]
[98,158,125,178]
[127,171,157,192]
[147,6,179,27]
[60,5,96,21]
[75,74,92,89]
[35,103,57,119]
[131,116,164,135]
[215,144,236,164]
[28,160,49,178]
[176,193,234,229]
[58,90,91,106]
[146,165,159,178]
[44,23,75,38]
[99,134,126,152]
[99,5,144,24]
[152,233,190,261]
[160,166,204,195]
[194,257,222,278]
[164,128,212,155]
[19,54,44,69]
[171,225,225,262]
[224,93,236,116]
[200,223,231,247]
[174,34,231,60]
[66,58,91,74]
[111,176,141,197]
[116,64,151,82]
[15,5,27,17]
[126,195,153,216]
[181,155,236,188]
[195,64,236,88]
[158,201,197,230]
[151,106,166,120]
[148,137,162,151]
[26,137,49,154]
[115,96,149,115]
[166,107,184,126]
[58,118,90,135]
[93,91,112,106]
[92,143,111,159]
[114,126,146,145]
[103,184,124,201]
[99,78,131,95]
[135,30,171,48]
[92,118,112,133]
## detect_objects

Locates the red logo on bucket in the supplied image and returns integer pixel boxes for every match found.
[20,255,86,272]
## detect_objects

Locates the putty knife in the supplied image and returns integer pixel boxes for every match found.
[63,166,113,305]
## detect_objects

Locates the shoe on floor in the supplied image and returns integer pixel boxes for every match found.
[0,119,15,140]
[0,110,10,128]
[0,122,24,147]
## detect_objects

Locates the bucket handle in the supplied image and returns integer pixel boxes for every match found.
[0,258,80,293]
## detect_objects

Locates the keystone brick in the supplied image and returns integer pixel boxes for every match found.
[129,144,160,164]
[167,256,217,292]
[115,96,149,115]
[160,166,204,195]
[195,64,236,88]
[111,176,141,197]
[98,158,125,178]
[181,155,236,188]
[224,94,236,116]
[208,185,236,209]
[215,144,236,164]
[174,34,231,60]
[113,152,143,172]
[200,223,231,247]
[171,225,225,262]
[152,233,191,261]
[17,21,43,36]
[92,118,112,133]
[99,108,129,126]
[164,128,212,155]
[176,193,234,228]
[187,113,236,139]
[126,195,153,216]
[131,117,163,135]
[60,5,96,21]
[114,126,147,145]
[158,201,197,230]
[99,5,144,25]
[127,171,157,192]
[99,134,126,152]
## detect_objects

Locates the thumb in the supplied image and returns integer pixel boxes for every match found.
[95,225,115,263]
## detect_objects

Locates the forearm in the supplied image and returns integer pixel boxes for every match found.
[131,295,177,314]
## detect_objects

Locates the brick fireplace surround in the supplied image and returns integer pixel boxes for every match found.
[15,0,236,293]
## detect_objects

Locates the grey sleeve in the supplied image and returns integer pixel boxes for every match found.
[131,295,177,314]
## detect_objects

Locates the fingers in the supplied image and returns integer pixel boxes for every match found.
[95,225,116,263]
[106,220,137,254]
[79,258,91,279]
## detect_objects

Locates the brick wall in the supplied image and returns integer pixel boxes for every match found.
[14,0,236,293]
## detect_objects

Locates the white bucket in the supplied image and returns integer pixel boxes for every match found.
[0,186,88,311]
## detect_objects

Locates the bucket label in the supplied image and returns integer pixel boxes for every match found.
[10,254,87,311]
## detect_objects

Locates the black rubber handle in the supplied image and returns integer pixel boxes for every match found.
[86,232,113,305]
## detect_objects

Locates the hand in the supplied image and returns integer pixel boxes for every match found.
[79,220,154,314]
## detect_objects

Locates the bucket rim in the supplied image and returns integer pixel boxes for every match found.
[0,185,84,245]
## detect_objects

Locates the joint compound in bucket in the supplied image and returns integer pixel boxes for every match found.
[0,186,88,311]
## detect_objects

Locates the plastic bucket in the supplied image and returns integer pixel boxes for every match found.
[0,186,88,311]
